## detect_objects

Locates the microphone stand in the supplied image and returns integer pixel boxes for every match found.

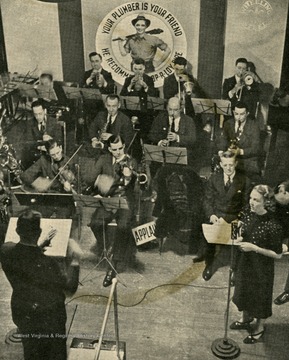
[211,222,240,359]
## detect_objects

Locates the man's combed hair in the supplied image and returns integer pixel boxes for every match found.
[16,209,41,237]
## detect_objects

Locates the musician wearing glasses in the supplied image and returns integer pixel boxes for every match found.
[88,135,137,287]
[148,97,196,166]
[116,14,170,73]
[217,101,261,183]
[88,94,134,151]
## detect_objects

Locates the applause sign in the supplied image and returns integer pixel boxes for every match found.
[132,221,156,245]
[96,2,187,87]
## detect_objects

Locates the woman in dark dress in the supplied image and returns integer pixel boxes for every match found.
[231,184,283,344]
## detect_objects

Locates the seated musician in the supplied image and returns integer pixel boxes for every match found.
[222,58,248,101]
[82,52,115,93]
[80,52,115,124]
[217,101,261,183]
[120,57,158,142]
[88,135,137,287]
[120,57,158,97]
[163,56,206,116]
[148,97,197,168]
[20,139,77,218]
[37,73,69,108]
[20,138,76,193]
[88,94,134,151]
[24,100,63,167]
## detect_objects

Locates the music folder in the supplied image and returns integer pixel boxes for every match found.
[5,217,71,257]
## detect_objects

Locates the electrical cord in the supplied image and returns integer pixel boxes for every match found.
[65,282,228,307]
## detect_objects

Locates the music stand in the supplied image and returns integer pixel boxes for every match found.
[73,194,128,286]
[120,95,142,111]
[35,84,58,101]
[78,88,102,101]
[61,86,81,100]
[146,96,166,111]
[143,144,188,166]
[191,98,231,141]
[14,191,75,208]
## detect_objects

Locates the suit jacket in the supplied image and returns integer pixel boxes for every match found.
[148,111,196,148]
[26,116,63,143]
[89,153,137,207]
[82,68,115,94]
[203,171,251,223]
[222,75,237,100]
[20,154,76,192]
[217,117,261,176]
[120,73,158,97]
[88,110,134,147]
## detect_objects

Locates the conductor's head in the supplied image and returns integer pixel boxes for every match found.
[16,209,42,244]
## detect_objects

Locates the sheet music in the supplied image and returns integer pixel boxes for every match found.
[5,218,72,257]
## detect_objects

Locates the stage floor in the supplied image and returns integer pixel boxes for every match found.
[1,212,289,360]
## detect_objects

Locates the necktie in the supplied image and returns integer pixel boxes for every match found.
[170,116,175,133]
[39,122,45,133]
[106,115,112,133]
[225,176,232,191]
[236,121,242,138]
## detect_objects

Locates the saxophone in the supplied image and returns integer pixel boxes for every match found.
[92,117,111,149]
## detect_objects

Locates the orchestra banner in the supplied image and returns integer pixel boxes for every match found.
[223,0,289,87]
[82,0,201,87]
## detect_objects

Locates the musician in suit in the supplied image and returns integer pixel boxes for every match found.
[88,94,134,151]
[163,56,206,101]
[120,57,158,97]
[148,97,197,167]
[82,52,115,94]
[81,52,115,124]
[21,139,77,219]
[197,150,251,281]
[24,100,63,168]
[117,14,170,73]
[37,73,69,108]
[217,101,261,183]
[88,135,138,287]
[222,58,248,100]
[120,57,158,141]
